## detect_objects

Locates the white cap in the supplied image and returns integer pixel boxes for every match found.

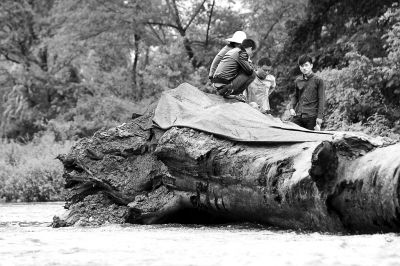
[225,31,246,44]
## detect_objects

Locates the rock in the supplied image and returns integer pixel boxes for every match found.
[50,216,69,228]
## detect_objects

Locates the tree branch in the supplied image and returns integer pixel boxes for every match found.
[253,3,295,58]
[168,0,184,32]
[183,0,207,31]
[0,49,22,65]
[205,0,215,46]
[97,0,125,15]
[262,4,294,41]
[146,21,180,30]
[78,26,113,40]
[145,24,166,45]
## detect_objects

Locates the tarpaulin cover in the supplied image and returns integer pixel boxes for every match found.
[153,83,333,143]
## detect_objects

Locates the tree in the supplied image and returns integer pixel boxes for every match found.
[0,0,57,138]
[244,0,307,61]
[0,0,49,68]
[277,0,398,69]
[0,0,249,139]
[146,0,208,68]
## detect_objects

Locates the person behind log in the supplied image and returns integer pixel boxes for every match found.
[245,57,276,114]
[211,39,257,102]
[208,31,247,80]
[288,54,325,130]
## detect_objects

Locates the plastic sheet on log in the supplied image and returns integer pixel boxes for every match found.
[153,83,333,143]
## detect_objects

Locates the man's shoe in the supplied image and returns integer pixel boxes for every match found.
[224,94,246,102]
[216,84,233,96]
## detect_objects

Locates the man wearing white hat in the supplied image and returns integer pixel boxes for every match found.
[211,38,256,101]
[208,31,247,80]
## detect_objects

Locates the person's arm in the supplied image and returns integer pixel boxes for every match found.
[317,78,326,120]
[268,76,276,96]
[237,51,254,75]
[289,82,299,114]
[209,46,229,79]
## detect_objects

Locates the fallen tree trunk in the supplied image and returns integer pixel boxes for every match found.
[55,86,400,233]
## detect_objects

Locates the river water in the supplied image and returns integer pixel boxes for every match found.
[1,203,400,266]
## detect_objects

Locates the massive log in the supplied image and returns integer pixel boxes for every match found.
[55,85,400,233]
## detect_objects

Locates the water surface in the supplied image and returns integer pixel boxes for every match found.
[1,203,399,266]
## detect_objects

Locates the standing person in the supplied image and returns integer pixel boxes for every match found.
[211,39,257,102]
[208,31,247,80]
[245,57,276,114]
[288,55,325,130]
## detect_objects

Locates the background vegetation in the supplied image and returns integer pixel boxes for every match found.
[0,0,399,201]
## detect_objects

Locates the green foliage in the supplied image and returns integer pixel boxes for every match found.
[319,50,400,140]
[0,0,399,136]
[140,43,210,97]
[1,0,246,140]
[47,95,139,140]
[0,0,92,139]
[0,132,73,202]
[276,0,398,70]
[0,68,90,139]
[269,0,400,142]
[244,0,308,60]
[381,3,400,96]
[322,53,383,122]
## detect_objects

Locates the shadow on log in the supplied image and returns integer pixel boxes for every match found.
[55,84,400,233]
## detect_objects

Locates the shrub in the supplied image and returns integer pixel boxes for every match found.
[314,4,400,141]
[0,132,74,202]
[319,51,400,141]
[46,94,142,140]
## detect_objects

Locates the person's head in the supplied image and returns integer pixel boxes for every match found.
[298,54,313,75]
[258,57,272,73]
[241,39,256,57]
[226,31,246,46]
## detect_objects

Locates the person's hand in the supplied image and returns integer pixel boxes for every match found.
[256,69,267,79]
[314,118,323,131]
[289,109,296,116]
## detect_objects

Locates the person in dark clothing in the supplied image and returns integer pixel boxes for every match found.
[211,39,257,102]
[208,31,247,80]
[288,55,325,130]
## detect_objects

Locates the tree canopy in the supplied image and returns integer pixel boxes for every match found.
[0,0,399,140]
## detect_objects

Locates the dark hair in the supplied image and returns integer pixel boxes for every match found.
[258,57,272,66]
[241,39,256,50]
[228,42,240,48]
[298,54,313,66]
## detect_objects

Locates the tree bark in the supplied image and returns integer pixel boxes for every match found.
[56,107,400,233]
[205,0,215,47]
[132,34,141,99]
